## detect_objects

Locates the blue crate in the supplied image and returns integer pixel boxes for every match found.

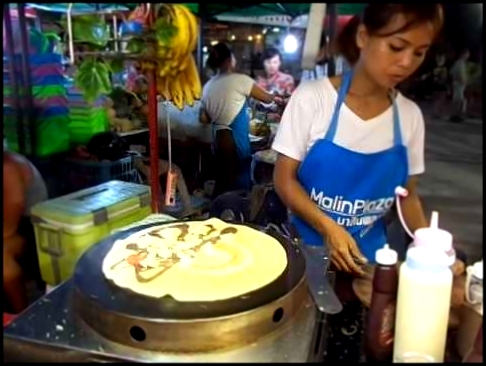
[60,155,140,194]
[3,53,63,67]
[4,105,69,118]
[4,74,66,86]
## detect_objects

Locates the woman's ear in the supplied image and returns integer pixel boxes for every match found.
[356,24,368,50]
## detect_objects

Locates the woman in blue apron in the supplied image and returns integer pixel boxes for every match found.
[200,43,284,196]
[272,5,449,362]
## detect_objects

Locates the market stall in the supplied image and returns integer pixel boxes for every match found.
[2,3,339,362]
[155,3,365,146]
[3,3,482,364]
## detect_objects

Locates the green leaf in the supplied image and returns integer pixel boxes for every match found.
[126,38,144,54]
[154,18,177,45]
[61,14,110,47]
[108,57,126,74]
[74,58,113,103]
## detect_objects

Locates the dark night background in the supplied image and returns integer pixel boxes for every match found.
[442,3,483,60]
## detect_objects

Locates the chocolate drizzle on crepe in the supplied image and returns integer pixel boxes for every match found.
[147,231,164,239]
[109,224,238,284]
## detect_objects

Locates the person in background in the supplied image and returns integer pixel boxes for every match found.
[4,139,48,313]
[271,5,464,362]
[449,48,470,122]
[199,43,284,196]
[427,52,450,119]
[254,47,295,122]
[256,47,296,96]
[464,58,482,119]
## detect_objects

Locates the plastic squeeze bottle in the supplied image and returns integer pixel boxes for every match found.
[393,246,453,362]
[365,244,399,363]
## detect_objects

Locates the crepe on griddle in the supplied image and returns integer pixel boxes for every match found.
[101,218,288,302]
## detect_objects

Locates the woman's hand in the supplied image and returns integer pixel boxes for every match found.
[451,258,465,277]
[274,95,285,105]
[274,154,366,276]
[325,222,367,275]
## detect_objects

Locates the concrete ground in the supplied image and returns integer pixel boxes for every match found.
[418,114,483,263]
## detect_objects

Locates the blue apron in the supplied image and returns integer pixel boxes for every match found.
[212,100,252,190]
[292,70,409,263]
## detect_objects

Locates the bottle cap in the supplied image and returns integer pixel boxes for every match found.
[413,211,455,265]
[375,244,398,266]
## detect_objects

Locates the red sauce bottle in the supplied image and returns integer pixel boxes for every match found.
[365,244,399,363]
[463,323,483,363]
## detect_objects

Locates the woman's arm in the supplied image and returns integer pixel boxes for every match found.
[274,155,336,236]
[249,83,276,104]
[273,83,339,234]
[273,84,334,234]
[235,74,282,104]
[402,105,429,231]
[400,175,428,231]
[272,84,365,273]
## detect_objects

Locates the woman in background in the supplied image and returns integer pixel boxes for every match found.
[200,43,284,196]
[256,47,295,96]
[255,47,295,122]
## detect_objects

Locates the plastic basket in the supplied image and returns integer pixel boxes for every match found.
[4,115,70,157]
[59,155,139,193]
[4,85,66,99]
[3,53,63,67]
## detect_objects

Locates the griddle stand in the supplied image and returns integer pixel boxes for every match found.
[4,279,333,363]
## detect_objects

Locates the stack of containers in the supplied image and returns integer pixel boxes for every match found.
[3,53,70,156]
[66,81,109,145]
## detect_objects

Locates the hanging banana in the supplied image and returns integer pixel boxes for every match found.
[142,4,202,110]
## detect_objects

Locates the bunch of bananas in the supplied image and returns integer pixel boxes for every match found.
[141,4,201,110]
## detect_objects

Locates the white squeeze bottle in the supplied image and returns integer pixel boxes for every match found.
[393,212,455,363]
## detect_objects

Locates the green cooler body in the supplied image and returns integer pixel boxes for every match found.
[31,180,152,286]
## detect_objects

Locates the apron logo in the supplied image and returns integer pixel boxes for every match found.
[310,188,394,227]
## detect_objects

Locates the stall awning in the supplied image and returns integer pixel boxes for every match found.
[212,4,365,18]
[27,3,366,18]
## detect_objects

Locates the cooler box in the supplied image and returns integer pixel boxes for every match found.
[31,180,152,285]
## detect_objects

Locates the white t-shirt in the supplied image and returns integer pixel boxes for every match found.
[272,77,425,176]
[201,73,255,130]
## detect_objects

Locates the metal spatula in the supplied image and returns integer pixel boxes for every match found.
[299,243,343,315]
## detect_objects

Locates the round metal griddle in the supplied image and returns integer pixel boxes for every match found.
[73,221,305,320]
[72,220,308,352]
